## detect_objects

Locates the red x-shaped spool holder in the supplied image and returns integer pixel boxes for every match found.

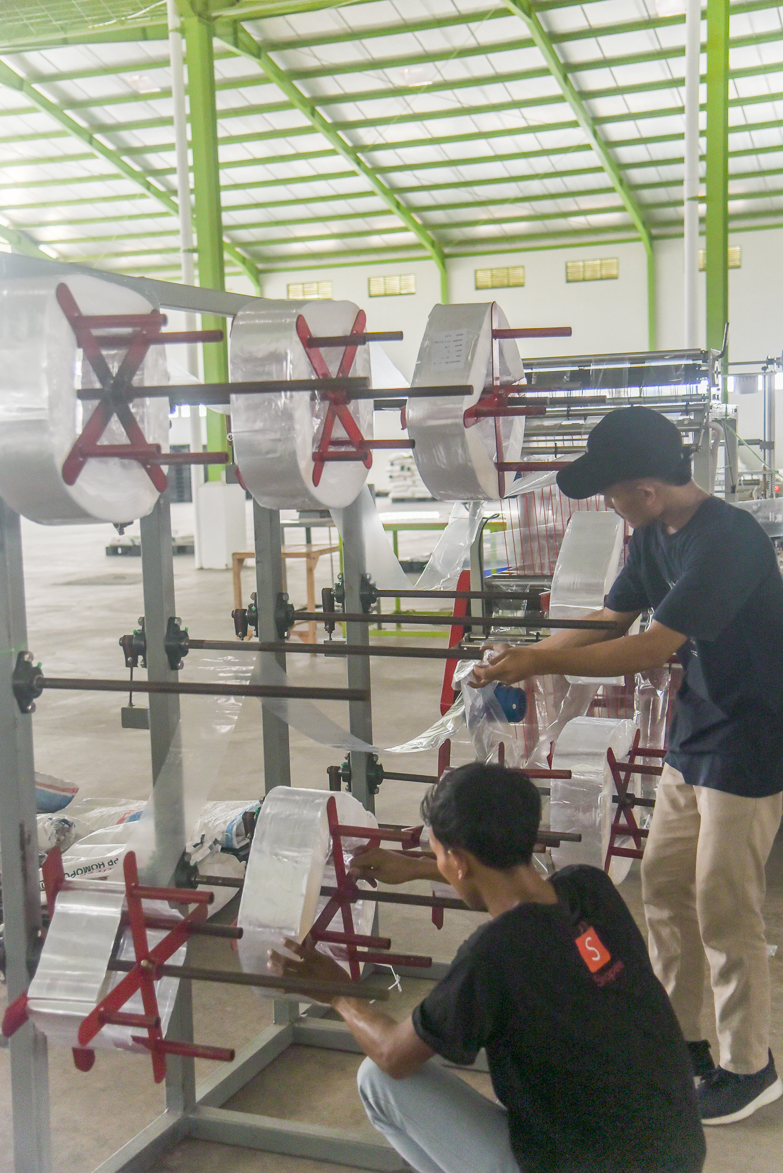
[307,798,432,981]
[2,848,234,1083]
[604,730,664,871]
[56,282,224,493]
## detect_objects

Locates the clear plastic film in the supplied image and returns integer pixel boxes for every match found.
[548,511,625,685]
[230,299,372,510]
[415,501,483,591]
[331,486,410,593]
[634,665,670,753]
[238,787,376,995]
[454,658,525,767]
[406,302,526,500]
[254,651,464,754]
[549,716,638,885]
[0,273,168,524]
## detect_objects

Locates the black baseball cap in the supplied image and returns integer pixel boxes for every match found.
[556,406,689,500]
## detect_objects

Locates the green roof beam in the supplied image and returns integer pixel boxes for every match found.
[217,22,449,302]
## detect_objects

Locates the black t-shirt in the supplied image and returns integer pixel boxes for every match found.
[605,496,783,796]
[412,866,705,1173]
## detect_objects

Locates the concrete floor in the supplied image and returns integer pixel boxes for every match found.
[1,500,782,1173]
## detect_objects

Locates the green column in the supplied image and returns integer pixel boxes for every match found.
[705,0,729,382]
[183,9,228,477]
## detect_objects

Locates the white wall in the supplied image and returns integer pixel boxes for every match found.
[256,226,783,376]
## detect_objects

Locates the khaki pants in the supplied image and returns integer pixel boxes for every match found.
[642,765,782,1074]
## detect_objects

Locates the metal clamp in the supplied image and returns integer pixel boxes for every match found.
[164,617,189,671]
[274,592,296,640]
[332,572,377,614]
[334,753,384,796]
[119,619,147,669]
[232,592,259,639]
[12,652,44,714]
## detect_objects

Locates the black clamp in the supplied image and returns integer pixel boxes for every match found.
[332,572,377,615]
[232,592,259,639]
[322,586,336,638]
[331,753,384,796]
[274,592,296,640]
[12,651,44,714]
[164,616,189,671]
[119,618,147,669]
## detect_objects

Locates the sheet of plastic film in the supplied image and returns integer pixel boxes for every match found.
[0,273,168,524]
[331,486,410,593]
[549,716,638,885]
[415,501,484,591]
[230,300,372,510]
[238,788,377,998]
[548,511,625,685]
[254,651,464,753]
[406,303,526,500]
[27,659,253,1050]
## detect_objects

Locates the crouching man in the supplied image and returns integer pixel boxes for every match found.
[268,763,706,1173]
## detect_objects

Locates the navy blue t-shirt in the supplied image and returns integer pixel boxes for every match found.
[412,866,705,1173]
[606,496,783,796]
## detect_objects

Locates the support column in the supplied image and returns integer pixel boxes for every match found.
[0,499,51,1173]
[253,502,291,793]
[705,0,729,370]
[683,0,701,348]
[183,7,228,479]
[340,496,374,814]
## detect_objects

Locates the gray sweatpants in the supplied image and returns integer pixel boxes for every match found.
[357,1057,519,1173]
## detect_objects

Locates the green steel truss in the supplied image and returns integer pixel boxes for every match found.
[0,0,780,316]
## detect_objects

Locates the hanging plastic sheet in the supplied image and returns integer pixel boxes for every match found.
[415,501,484,591]
[254,651,464,754]
[230,299,372,511]
[0,273,168,524]
[330,486,411,593]
[548,510,625,685]
[238,787,377,994]
[549,716,638,885]
[455,658,527,768]
[406,302,526,500]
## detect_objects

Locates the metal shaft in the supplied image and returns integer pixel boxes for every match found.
[186,638,483,661]
[35,676,368,702]
[107,959,387,1001]
[293,612,620,631]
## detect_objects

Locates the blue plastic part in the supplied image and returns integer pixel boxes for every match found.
[492,683,528,724]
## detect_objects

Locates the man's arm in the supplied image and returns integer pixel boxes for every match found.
[472,609,685,687]
[350,846,442,886]
[267,938,434,1079]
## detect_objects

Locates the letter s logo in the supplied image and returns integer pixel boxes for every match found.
[576,927,612,973]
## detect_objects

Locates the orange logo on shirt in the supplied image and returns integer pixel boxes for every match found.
[575,927,612,973]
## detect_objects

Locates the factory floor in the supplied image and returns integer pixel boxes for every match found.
[1,500,782,1173]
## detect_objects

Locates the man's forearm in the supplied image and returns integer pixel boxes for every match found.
[529,630,672,677]
[331,998,431,1078]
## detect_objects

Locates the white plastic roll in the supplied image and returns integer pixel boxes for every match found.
[26,886,184,1054]
[549,716,638,884]
[230,300,372,509]
[0,274,168,524]
[549,511,625,685]
[406,302,526,500]
[238,787,377,992]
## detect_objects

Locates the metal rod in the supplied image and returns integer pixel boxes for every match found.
[372,588,536,601]
[34,675,368,702]
[496,461,571,472]
[186,638,484,660]
[492,327,572,338]
[521,348,711,368]
[292,612,620,631]
[381,768,572,783]
[77,381,473,404]
[136,914,243,939]
[320,885,467,912]
[86,330,223,347]
[106,959,388,1000]
[305,331,403,347]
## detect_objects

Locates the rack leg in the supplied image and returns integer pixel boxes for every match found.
[0,499,51,1173]
[340,495,374,813]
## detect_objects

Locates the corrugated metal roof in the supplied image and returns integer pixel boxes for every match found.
[1,0,781,282]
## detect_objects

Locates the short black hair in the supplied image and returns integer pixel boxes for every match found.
[420,762,541,869]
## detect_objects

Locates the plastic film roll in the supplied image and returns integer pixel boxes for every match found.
[406,302,525,500]
[238,787,376,993]
[0,274,168,524]
[230,300,372,510]
[549,716,638,884]
[548,511,625,685]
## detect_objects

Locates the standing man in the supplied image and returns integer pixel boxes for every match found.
[473,405,783,1125]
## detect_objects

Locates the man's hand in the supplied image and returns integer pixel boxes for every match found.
[267,936,349,1002]
[470,644,537,687]
[350,846,443,885]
